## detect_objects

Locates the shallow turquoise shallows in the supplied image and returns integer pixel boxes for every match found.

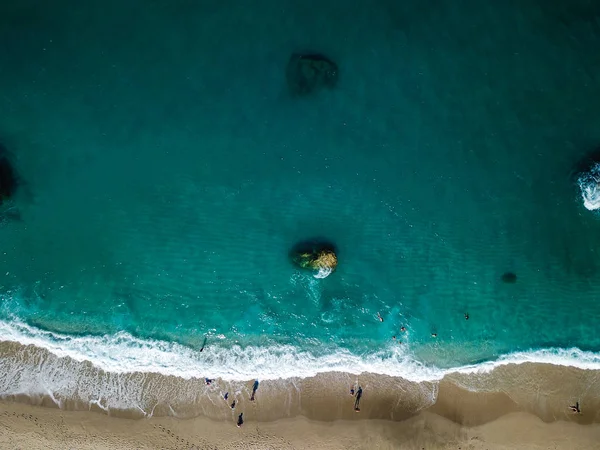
[1,0,600,381]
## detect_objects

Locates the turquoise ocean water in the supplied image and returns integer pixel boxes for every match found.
[1,0,600,387]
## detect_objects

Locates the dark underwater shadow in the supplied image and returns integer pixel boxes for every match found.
[570,146,600,183]
[288,238,337,265]
[0,142,18,204]
[0,142,22,223]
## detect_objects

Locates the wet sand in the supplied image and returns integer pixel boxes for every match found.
[2,354,600,449]
[2,386,599,450]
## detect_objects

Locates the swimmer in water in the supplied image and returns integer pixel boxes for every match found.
[377,312,383,322]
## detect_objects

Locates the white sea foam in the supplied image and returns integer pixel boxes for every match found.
[1,317,600,385]
[2,317,600,414]
[0,318,438,382]
[578,162,600,211]
[314,267,333,279]
[452,348,600,373]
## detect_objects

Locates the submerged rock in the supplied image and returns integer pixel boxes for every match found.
[291,240,338,278]
[286,53,338,96]
[501,272,517,283]
[0,144,18,205]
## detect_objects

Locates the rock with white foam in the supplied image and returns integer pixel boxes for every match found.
[578,162,600,211]
[291,241,338,279]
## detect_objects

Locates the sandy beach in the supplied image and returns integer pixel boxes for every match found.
[4,402,600,450]
[2,355,600,449]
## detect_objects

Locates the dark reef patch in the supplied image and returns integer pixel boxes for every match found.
[571,146,600,181]
[286,53,338,96]
[501,272,517,284]
[0,143,18,205]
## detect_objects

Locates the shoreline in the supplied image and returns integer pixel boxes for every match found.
[2,339,600,422]
[3,318,600,382]
[2,342,600,448]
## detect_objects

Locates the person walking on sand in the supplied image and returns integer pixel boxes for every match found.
[354,386,363,412]
[237,413,244,427]
[250,380,259,401]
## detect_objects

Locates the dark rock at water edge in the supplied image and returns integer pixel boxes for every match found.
[0,144,18,204]
[290,239,338,278]
[501,272,517,283]
[573,146,600,211]
[286,53,338,96]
